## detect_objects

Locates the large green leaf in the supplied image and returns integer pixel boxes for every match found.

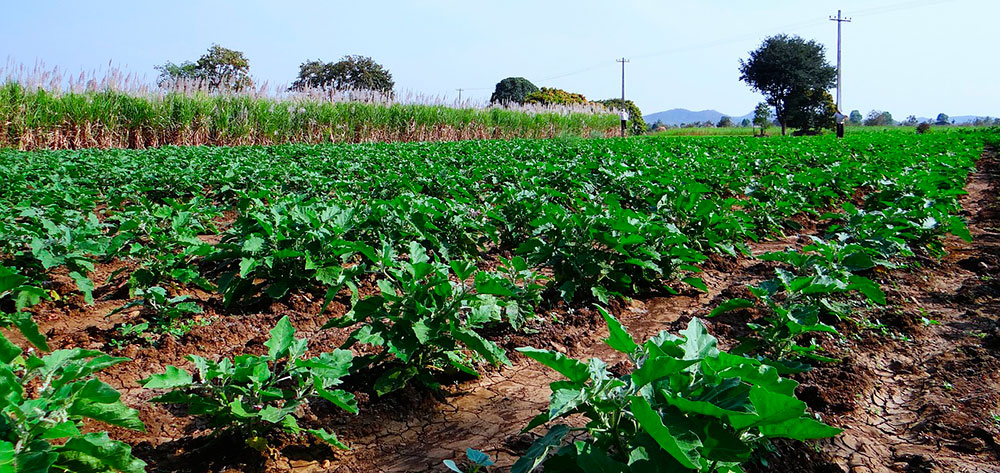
[516,348,589,383]
[55,432,146,473]
[140,366,192,389]
[598,306,637,354]
[629,396,701,469]
[265,316,295,359]
[759,416,843,440]
[510,424,570,473]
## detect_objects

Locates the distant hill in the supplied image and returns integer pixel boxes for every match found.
[644,108,754,127]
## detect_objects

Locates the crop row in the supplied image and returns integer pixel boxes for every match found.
[0,130,992,472]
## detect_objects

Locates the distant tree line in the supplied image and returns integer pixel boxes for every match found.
[156,44,395,96]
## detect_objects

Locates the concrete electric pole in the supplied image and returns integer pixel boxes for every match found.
[830,10,851,138]
[616,57,629,137]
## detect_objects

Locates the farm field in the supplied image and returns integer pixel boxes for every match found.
[2,129,1000,473]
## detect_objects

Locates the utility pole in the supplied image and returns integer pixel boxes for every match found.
[830,10,851,138]
[616,57,629,137]
[456,88,463,105]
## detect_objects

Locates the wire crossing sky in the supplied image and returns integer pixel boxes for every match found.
[2,0,995,117]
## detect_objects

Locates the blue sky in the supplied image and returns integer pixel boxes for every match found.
[2,0,996,118]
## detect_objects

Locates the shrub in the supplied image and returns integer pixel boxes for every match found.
[916,122,932,134]
[512,310,840,473]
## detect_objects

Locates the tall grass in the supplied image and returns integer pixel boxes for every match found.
[0,64,618,150]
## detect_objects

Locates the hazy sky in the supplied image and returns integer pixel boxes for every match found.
[2,0,995,118]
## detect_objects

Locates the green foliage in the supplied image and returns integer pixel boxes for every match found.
[848,110,863,125]
[786,89,836,133]
[444,448,495,473]
[0,81,617,149]
[490,77,539,106]
[752,102,772,134]
[935,113,950,126]
[141,316,356,449]
[597,99,646,135]
[863,110,895,126]
[512,312,840,473]
[324,242,514,395]
[716,116,733,128]
[0,345,146,473]
[290,56,395,96]
[156,44,252,92]
[739,34,837,135]
[524,87,588,106]
[110,286,205,339]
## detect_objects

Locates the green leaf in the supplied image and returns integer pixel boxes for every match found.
[597,306,637,354]
[39,421,80,440]
[265,316,295,359]
[0,334,22,364]
[141,366,193,389]
[66,400,145,431]
[56,432,146,473]
[848,275,886,305]
[466,448,494,467]
[682,277,708,292]
[308,428,349,450]
[759,417,843,440]
[630,396,701,469]
[708,298,754,318]
[475,273,515,297]
[453,327,510,366]
[728,385,807,431]
[631,357,697,387]
[680,318,719,360]
[242,235,266,253]
[516,348,589,383]
[68,271,94,305]
[297,349,353,382]
[316,385,359,414]
[374,365,418,396]
[510,424,570,473]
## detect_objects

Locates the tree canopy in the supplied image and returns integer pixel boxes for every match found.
[597,99,645,135]
[156,44,252,92]
[739,34,836,135]
[524,87,588,106]
[935,113,950,126]
[290,56,394,96]
[848,110,863,126]
[753,102,773,135]
[490,77,539,105]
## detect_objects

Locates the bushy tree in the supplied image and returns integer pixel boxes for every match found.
[752,102,773,135]
[902,115,919,126]
[739,34,837,135]
[597,98,645,135]
[848,110,863,126]
[490,77,539,105]
[935,113,950,126]
[785,89,835,132]
[157,44,252,92]
[524,87,588,106]
[863,110,894,126]
[290,56,394,96]
[717,116,733,128]
[740,118,751,127]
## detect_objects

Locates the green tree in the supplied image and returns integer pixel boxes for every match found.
[156,44,252,92]
[935,113,950,126]
[597,98,645,135]
[717,115,733,128]
[739,34,837,135]
[848,110,863,125]
[753,102,773,135]
[785,89,836,132]
[524,87,588,106]
[740,118,751,127]
[863,110,894,126]
[902,115,919,126]
[290,55,394,96]
[490,77,539,105]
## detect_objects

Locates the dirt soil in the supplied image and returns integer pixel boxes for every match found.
[15,147,1000,473]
